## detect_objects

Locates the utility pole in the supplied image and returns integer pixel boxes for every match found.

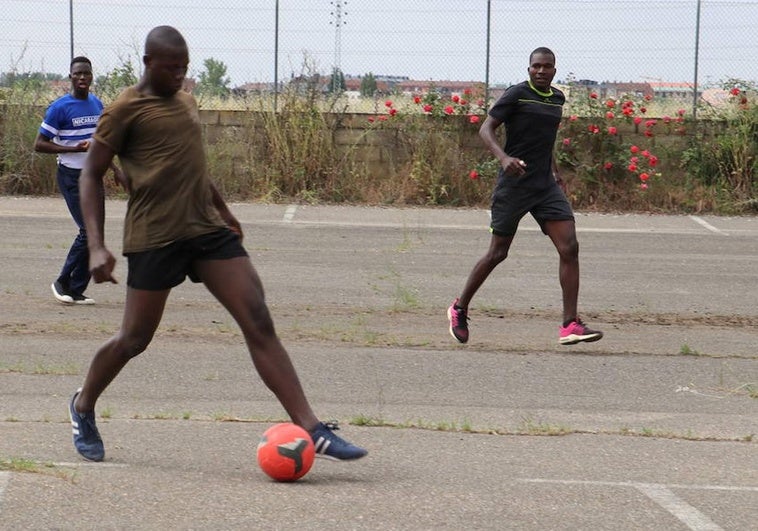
[69,0,74,61]
[693,0,702,119]
[274,0,279,111]
[485,0,491,107]
[330,1,347,93]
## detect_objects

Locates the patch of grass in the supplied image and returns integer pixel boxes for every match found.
[519,418,573,436]
[393,284,421,310]
[0,457,76,481]
[734,383,758,399]
[679,344,701,356]
[350,415,385,427]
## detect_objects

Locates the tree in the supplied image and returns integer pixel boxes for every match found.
[95,59,138,99]
[328,67,346,94]
[197,58,231,99]
[0,71,62,88]
[360,72,377,97]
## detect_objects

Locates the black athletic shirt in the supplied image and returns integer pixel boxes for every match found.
[488,80,565,190]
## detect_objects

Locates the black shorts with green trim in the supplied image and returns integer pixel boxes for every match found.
[125,228,248,290]
[490,182,574,237]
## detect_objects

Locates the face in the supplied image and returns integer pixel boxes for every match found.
[69,62,93,98]
[145,47,189,97]
[528,52,556,91]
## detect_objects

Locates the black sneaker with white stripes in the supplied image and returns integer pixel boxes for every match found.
[310,421,367,461]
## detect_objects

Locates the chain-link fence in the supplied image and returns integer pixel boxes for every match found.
[3,0,757,103]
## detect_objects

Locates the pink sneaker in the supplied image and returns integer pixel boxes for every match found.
[559,318,603,345]
[447,299,469,343]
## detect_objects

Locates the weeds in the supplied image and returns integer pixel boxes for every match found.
[0,457,76,481]
[1,68,755,212]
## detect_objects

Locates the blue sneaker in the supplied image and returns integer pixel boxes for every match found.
[310,421,367,461]
[68,389,105,462]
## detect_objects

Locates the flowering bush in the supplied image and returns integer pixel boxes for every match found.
[364,87,490,205]
[556,86,682,201]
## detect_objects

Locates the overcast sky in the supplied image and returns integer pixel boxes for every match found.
[3,0,757,87]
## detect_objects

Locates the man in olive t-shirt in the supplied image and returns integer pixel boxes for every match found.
[67,25,367,464]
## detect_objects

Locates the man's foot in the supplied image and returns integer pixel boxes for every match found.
[68,388,105,461]
[447,299,469,343]
[559,318,603,345]
[310,422,367,461]
[51,280,74,304]
[71,293,95,305]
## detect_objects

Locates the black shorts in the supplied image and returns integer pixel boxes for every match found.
[126,229,249,290]
[490,182,574,237]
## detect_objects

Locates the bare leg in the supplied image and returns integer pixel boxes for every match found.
[194,256,319,431]
[75,288,170,412]
[544,219,579,322]
[457,233,514,309]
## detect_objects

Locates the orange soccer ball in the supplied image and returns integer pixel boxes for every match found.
[256,423,315,482]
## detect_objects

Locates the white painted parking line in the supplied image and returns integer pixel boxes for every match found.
[636,483,722,531]
[52,461,129,468]
[518,478,758,531]
[282,204,298,222]
[689,215,728,235]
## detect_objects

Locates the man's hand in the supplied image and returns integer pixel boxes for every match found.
[111,166,131,192]
[224,214,243,242]
[502,156,527,177]
[89,247,118,284]
[555,173,567,194]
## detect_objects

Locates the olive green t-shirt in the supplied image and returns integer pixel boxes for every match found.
[94,87,225,253]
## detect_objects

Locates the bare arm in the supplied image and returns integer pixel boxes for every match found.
[478,116,526,177]
[552,156,566,192]
[33,133,89,154]
[79,138,118,283]
[209,181,243,240]
[34,133,127,189]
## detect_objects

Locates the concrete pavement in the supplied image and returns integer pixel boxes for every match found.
[0,197,756,530]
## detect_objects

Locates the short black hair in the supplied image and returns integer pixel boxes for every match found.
[529,47,555,64]
[70,56,92,68]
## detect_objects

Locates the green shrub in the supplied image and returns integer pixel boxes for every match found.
[681,80,756,212]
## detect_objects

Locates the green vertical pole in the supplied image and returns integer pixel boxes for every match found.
[693,0,701,120]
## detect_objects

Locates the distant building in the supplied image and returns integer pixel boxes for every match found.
[646,81,702,100]
[396,80,486,97]
[233,81,278,96]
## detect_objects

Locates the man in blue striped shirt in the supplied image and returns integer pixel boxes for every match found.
[35,56,124,305]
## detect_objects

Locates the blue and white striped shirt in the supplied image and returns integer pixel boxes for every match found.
[38,93,104,169]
